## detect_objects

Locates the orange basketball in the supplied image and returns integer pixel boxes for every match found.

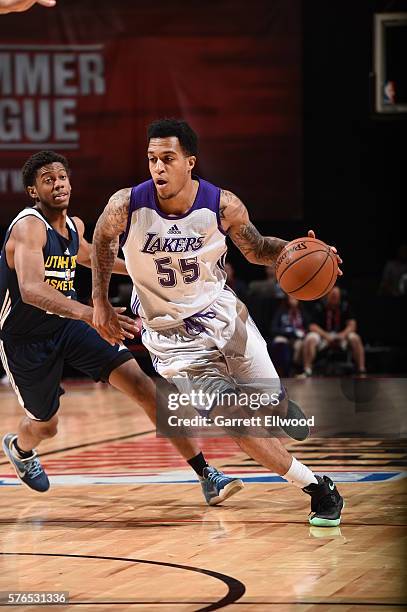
[275,237,338,300]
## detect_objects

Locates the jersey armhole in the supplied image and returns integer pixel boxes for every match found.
[67,216,80,254]
[3,211,49,271]
[215,189,228,236]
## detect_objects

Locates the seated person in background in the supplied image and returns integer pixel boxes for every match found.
[270,295,310,377]
[302,286,366,377]
[379,244,407,296]
[225,261,248,302]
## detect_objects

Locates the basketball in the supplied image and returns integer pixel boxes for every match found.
[275,237,338,300]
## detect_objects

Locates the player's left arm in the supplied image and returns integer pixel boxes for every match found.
[219,189,342,273]
[219,189,288,265]
[73,216,128,275]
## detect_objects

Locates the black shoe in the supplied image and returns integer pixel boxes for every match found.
[303,475,344,527]
[279,399,310,441]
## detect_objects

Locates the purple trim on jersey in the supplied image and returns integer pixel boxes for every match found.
[216,252,227,271]
[131,293,141,316]
[214,188,228,236]
[120,176,225,246]
[152,175,222,221]
[183,309,216,335]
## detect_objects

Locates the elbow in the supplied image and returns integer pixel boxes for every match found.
[20,282,40,306]
[245,253,259,265]
[20,285,35,305]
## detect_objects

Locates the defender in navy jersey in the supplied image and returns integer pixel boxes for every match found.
[92,119,345,526]
[1,150,241,505]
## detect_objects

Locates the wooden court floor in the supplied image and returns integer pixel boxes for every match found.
[0,380,406,611]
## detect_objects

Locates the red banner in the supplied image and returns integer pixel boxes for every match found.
[0,0,301,224]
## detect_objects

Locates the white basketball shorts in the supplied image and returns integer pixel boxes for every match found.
[141,287,281,400]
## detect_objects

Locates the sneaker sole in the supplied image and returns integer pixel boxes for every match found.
[280,400,310,441]
[208,479,244,506]
[308,500,345,527]
[2,436,49,494]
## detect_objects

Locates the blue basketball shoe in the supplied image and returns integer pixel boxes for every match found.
[200,466,244,505]
[2,433,50,493]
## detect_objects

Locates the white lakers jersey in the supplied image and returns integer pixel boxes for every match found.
[121,177,227,330]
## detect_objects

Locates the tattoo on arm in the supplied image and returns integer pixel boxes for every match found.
[219,189,234,220]
[233,223,287,266]
[221,189,288,265]
[92,188,130,301]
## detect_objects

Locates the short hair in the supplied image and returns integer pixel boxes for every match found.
[147,119,198,156]
[22,151,70,189]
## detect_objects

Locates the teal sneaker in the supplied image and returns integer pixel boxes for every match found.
[303,475,344,527]
[2,433,49,493]
[200,466,244,506]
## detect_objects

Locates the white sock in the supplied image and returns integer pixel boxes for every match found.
[283,456,318,488]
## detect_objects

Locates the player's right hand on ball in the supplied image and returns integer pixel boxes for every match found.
[92,302,137,346]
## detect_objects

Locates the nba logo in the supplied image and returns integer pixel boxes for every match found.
[65,269,71,281]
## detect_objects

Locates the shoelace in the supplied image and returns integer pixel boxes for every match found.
[207,470,226,486]
[24,456,44,479]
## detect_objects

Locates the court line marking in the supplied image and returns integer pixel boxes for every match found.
[0,552,246,612]
[0,470,404,487]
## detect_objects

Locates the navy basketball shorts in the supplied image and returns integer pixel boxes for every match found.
[0,320,134,422]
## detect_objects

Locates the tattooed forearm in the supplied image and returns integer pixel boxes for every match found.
[233,222,288,265]
[91,188,130,302]
[219,190,235,220]
[219,188,287,265]
[92,232,120,301]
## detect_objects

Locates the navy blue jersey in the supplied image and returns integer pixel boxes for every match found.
[0,208,79,342]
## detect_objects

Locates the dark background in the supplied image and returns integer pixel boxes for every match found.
[0,0,302,222]
[1,0,406,369]
[226,0,407,366]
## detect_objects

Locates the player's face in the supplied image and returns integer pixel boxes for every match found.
[148,137,196,200]
[27,162,71,210]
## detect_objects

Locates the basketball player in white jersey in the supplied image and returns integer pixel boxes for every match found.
[1,150,242,505]
[91,119,344,526]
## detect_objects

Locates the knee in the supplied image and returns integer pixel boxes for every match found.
[273,336,289,345]
[36,415,58,439]
[348,332,362,345]
[305,332,319,347]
